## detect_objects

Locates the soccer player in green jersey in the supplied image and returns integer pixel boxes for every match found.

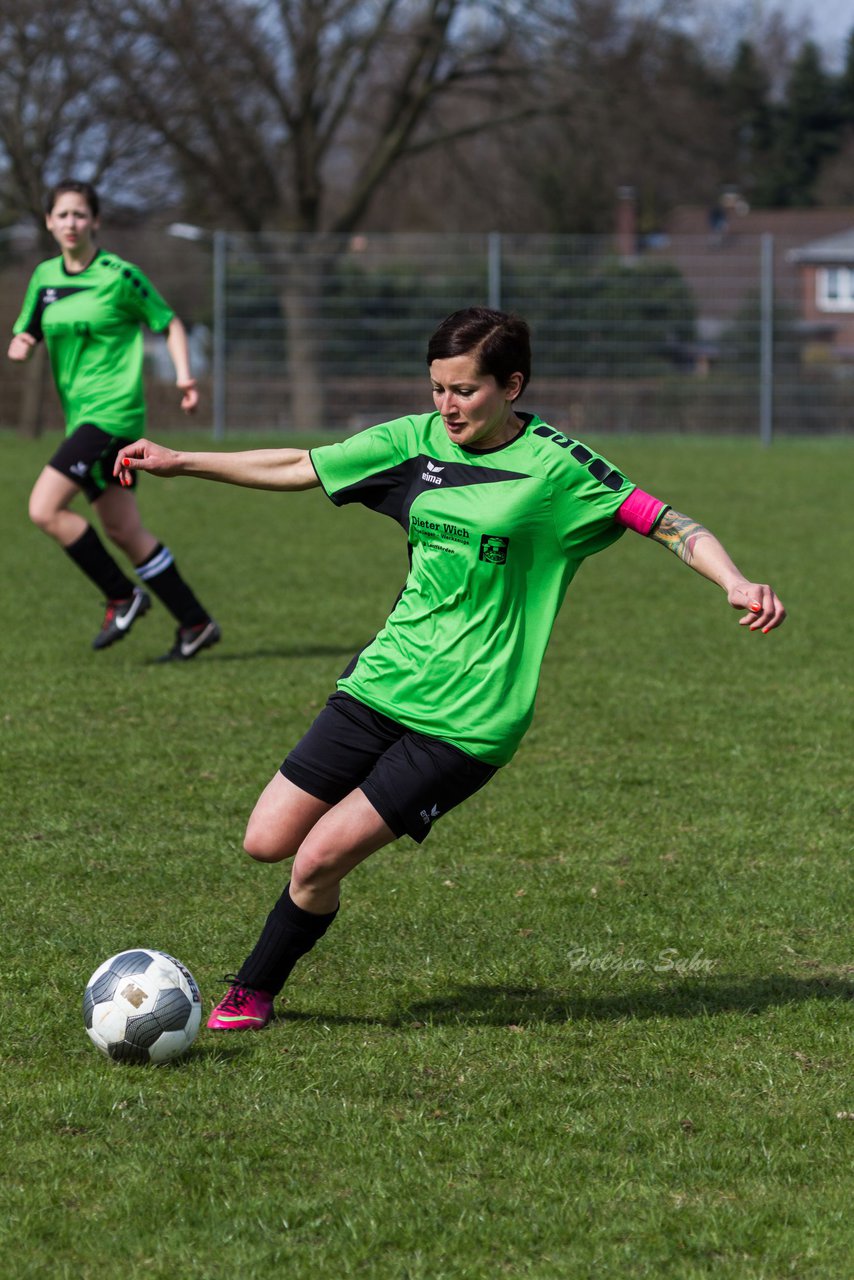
[7,179,220,660]
[116,307,786,1031]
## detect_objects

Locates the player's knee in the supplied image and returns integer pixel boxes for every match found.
[243,818,292,863]
[290,844,342,892]
[28,495,58,535]
[99,512,131,545]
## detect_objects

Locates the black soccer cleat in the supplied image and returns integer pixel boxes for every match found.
[92,587,151,650]
[157,618,221,663]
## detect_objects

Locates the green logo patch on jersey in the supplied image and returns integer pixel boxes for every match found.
[479,535,510,565]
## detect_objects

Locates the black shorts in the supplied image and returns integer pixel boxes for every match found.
[280,690,498,844]
[49,423,137,502]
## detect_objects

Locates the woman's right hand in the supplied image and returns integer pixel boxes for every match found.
[115,439,183,486]
[7,333,36,362]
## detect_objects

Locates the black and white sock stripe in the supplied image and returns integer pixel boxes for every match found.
[135,545,175,581]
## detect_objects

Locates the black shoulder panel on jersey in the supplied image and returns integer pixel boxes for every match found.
[331,457,420,522]
[332,455,530,529]
[24,285,92,341]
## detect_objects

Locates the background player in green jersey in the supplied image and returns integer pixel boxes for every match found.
[7,179,219,660]
[116,307,786,1032]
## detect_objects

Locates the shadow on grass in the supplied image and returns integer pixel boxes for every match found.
[146,642,362,666]
[281,974,853,1028]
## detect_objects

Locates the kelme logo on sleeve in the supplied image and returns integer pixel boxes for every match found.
[479,535,510,565]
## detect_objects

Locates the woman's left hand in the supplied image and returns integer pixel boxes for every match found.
[178,379,199,414]
[728,581,787,632]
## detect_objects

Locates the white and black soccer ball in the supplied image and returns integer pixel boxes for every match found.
[83,949,202,1064]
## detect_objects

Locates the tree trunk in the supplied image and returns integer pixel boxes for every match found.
[278,246,328,433]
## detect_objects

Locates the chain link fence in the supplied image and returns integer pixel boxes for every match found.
[3,227,853,439]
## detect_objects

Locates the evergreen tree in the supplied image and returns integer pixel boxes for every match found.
[838,30,854,127]
[763,41,841,207]
[724,41,774,201]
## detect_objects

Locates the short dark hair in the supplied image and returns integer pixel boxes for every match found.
[427,307,531,395]
[46,180,100,218]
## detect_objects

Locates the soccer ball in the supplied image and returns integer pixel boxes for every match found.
[83,949,202,1064]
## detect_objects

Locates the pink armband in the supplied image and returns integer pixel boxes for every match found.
[615,487,668,535]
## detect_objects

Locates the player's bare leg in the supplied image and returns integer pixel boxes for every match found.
[92,485,158,564]
[242,772,333,863]
[29,465,151,647]
[209,779,396,1030]
[288,789,397,913]
[28,466,88,545]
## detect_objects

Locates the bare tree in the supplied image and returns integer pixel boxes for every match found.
[80,0,543,426]
[8,0,821,430]
[0,0,175,433]
[368,0,733,234]
[84,0,539,231]
[0,0,171,225]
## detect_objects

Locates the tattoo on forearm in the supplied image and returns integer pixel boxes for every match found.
[652,510,712,565]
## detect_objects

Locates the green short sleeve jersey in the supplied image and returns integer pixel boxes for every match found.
[311,412,642,765]
[13,249,174,439]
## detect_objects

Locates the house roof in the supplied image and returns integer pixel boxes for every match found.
[645,205,854,326]
[666,205,854,242]
[787,228,854,263]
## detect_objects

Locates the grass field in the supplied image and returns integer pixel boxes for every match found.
[0,430,851,1280]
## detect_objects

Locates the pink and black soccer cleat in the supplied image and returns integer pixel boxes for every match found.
[206,979,273,1031]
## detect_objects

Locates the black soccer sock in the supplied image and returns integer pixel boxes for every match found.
[64,524,136,599]
[237,882,339,996]
[134,543,209,628]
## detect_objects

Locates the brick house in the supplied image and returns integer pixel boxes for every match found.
[787,228,854,359]
[634,200,854,368]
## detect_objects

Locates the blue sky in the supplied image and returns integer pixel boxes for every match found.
[780,0,854,48]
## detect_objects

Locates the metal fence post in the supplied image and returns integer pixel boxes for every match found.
[488,231,502,309]
[759,232,774,446]
[212,229,227,440]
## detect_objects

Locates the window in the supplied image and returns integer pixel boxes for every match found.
[817,266,854,311]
